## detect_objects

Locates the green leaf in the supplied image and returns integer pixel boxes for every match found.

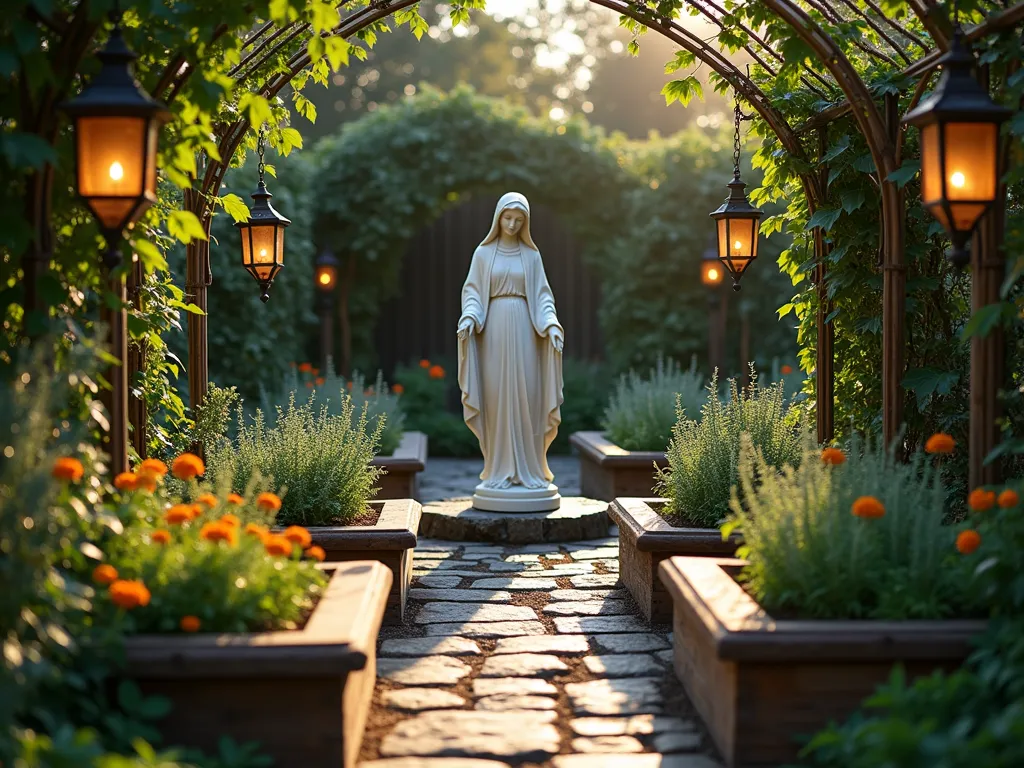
[307,34,325,63]
[840,189,865,214]
[167,210,208,245]
[820,134,850,164]
[806,208,842,232]
[852,153,876,174]
[901,367,959,405]
[238,93,273,130]
[311,0,340,32]
[0,133,57,169]
[132,238,168,272]
[886,159,920,188]
[218,193,251,223]
[664,50,696,74]
[325,36,350,69]
[137,695,173,720]
[961,302,1010,339]
[661,77,703,107]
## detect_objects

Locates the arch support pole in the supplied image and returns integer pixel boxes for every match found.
[184,187,213,434]
[882,93,905,449]
[815,128,835,445]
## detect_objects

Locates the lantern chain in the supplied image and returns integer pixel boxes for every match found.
[256,126,267,185]
[732,100,742,180]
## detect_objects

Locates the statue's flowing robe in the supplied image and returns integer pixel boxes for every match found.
[458,239,563,488]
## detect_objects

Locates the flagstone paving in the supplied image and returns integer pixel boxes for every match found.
[358,533,723,767]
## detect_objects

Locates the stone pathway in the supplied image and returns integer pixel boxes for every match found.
[420,456,582,503]
[358,532,722,768]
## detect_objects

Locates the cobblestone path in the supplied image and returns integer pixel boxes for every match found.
[358,533,723,768]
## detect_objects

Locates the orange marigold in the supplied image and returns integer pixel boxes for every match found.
[196,492,219,509]
[298,362,313,373]
[245,522,269,540]
[188,504,204,520]
[227,493,245,506]
[306,381,314,389]
[180,615,201,633]
[968,488,997,512]
[171,452,205,481]
[306,545,326,562]
[282,525,312,549]
[135,471,159,493]
[924,433,956,455]
[264,534,293,557]
[392,384,405,395]
[113,472,137,491]
[92,564,118,585]
[311,368,319,377]
[199,521,237,546]
[165,504,195,525]
[219,513,241,528]
[998,489,1020,509]
[346,381,353,390]
[139,458,168,477]
[780,364,794,375]
[419,359,431,369]
[256,492,282,513]
[109,579,151,610]
[52,457,84,482]
[821,447,846,466]
[151,529,172,545]
[429,364,445,380]
[852,496,885,519]
[956,529,981,555]
[364,388,374,396]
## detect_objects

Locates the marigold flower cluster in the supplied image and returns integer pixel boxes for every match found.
[256,492,282,512]
[52,457,84,482]
[171,453,205,481]
[820,447,846,466]
[109,579,151,609]
[924,433,956,455]
[851,496,885,519]
[968,488,996,512]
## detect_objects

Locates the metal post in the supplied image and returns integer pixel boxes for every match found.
[101,263,128,474]
[882,91,906,451]
[815,128,836,444]
[127,256,147,459]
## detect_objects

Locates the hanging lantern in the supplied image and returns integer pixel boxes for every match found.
[710,101,763,291]
[315,247,339,292]
[236,128,290,303]
[902,28,1010,269]
[701,234,723,287]
[61,25,170,267]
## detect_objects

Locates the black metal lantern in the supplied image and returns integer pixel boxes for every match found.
[61,24,170,268]
[236,129,290,302]
[315,247,339,293]
[902,27,1010,269]
[710,101,763,291]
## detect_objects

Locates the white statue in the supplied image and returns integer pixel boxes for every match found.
[457,192,564,512]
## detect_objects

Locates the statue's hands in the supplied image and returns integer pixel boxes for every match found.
[547,326,564,353]
[457,317,475,341]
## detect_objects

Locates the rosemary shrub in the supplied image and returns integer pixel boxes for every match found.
[656,368,801,528]
[724,432,975,620]
[261,363,404,455]
[210,394,383,526]
[603,357,705,452]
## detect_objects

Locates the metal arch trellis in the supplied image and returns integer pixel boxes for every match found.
[137,0,1024,485]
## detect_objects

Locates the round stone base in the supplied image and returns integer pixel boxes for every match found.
[472,483,561,513]
[419,497,610,544]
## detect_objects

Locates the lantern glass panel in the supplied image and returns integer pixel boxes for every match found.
[944,122,998,233]
[718,217,757,262]
[76,115,146,229]
[920,123,942,206]
[144,120,160,199]
[247,224,279,280]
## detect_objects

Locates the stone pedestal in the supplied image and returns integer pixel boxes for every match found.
[472,482,561,512]
[419,497,609,544]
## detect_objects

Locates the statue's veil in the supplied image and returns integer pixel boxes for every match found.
[478,191,539,250]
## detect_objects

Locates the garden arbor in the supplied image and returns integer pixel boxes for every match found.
[22,1,1024,484]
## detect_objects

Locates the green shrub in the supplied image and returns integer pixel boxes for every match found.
[394,359,481,458]
[724,432,977,620]
[209,395,383,526]
[261,361,404,455]
[656,369,801,527]
[603,357,703,452]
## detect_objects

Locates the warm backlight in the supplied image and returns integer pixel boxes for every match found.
[318,272,332,285]
[708,268,719,280]
[733,240,742,251]
[109,161,124,181]
[950,171,966,188]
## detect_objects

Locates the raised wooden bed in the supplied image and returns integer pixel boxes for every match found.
[125,561,392,768]
[608,497,738,623]
[371,430,427,500]
[658,556,986,768]
[571,431,667,501]
[304,498,421,622]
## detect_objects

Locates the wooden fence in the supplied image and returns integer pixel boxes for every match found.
[374,196,604,377]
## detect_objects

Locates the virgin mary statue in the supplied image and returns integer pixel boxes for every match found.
[457,192,564,512]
